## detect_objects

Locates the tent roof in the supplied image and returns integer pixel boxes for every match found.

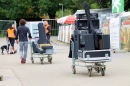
[74,9,112,16]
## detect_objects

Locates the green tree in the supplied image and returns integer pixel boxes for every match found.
[38,0,64,18]
[9,0,32,19]
[1,0,129,20]
[0,8,7,19]
[56,9,72,18]
[0,0,12,19]
[125,0,130,11]
[72,0,95,9]
[0,0,40,19]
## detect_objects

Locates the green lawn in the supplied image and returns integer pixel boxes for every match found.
[0,35,5,38]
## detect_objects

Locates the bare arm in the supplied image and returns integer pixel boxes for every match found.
[15,28,19,40]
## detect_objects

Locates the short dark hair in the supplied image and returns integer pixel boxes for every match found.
[19,19,26,25]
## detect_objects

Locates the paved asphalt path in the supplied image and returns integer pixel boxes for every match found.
[0,37,130,86]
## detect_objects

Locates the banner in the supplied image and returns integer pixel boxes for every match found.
[120,15,130,51]
[65,26,69,43]
[102,19,110,34]
[62,26,64,42]
[60,26,63,41]
[68,25,71,43]
[109,18,120,49]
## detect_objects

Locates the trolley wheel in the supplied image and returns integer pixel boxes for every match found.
[72,65,76,74]
[48,56,52,64]
[40,58,44,64]
[101,68,105,76]
[31,58,34,64]
[95,67,100,73]
[88,68,92,77]
[49,58,52,64]
[104,67,106,70]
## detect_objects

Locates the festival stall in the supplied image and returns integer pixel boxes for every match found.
[101,12,130,52]
[57,15,76,43]
[57,11,130,52]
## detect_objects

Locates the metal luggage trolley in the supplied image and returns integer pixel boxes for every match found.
[30,39,54,64]
[71,41,112,77]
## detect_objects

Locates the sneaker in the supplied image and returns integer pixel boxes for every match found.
[1,53,4,55]
[7,51,9,54]
[10,52,14,54]
[21,58,24,64]
[14,50,17,54]
[24,60,26,63]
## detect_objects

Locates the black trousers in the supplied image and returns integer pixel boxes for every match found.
[68,40,72,58]
[8,38,15,47]
[68,35,74,58]
[47,35,50,43]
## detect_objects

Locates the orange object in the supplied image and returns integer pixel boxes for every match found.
[45,24,50,34]
[7,28,15,38]
[65,15,76,24]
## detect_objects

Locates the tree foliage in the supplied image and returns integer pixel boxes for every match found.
[0,0,130,20]
[38,0,65,18]
[56,9,72,18]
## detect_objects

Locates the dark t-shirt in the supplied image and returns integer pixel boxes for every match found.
[16,25,32,42]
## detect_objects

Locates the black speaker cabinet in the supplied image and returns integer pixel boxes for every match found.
[102,34,110,49]
[74,30,89,59]
[80,34,95,50]
[98,34,110,49]
[76,13,98,19]
[75,19,99,30]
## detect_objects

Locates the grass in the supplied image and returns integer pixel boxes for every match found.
[0,34,5,38]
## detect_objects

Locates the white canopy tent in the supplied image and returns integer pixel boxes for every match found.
[57,16,68,24]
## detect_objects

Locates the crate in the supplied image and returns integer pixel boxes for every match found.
[78,49,111,62]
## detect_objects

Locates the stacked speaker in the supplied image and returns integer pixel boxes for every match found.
[73,13,110,59]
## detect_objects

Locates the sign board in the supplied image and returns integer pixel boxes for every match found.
[25,21,43,38]
[112,0,124,13]
[109,18,120,49]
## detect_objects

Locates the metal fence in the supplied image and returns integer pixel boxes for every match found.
[42,19,60,36]
[0,30,6,37]
[0,19,59,37]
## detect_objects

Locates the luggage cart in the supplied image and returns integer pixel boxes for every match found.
[30,40,54,64]
[71,41,112,77]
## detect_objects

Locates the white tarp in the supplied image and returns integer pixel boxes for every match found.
[57,16,68,24]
